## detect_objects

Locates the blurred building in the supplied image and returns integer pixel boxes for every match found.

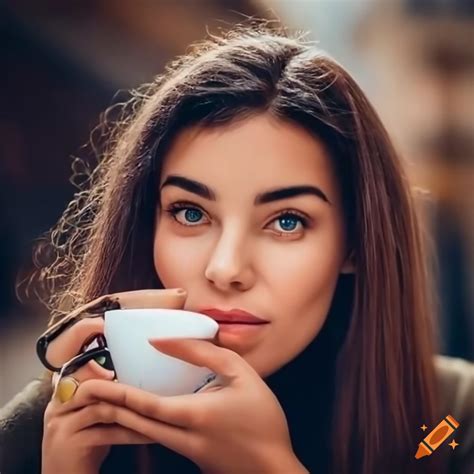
[355,0,474,359]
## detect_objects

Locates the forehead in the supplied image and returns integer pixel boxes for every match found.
[159,114,340,204]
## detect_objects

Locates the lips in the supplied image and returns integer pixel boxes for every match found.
[198,308,269,324]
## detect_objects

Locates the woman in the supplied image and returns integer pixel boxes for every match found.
[1,25,472,474]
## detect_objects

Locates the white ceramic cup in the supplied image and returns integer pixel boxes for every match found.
[104,308,219,396]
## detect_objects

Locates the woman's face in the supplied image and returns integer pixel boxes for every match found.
[153,113,354,378]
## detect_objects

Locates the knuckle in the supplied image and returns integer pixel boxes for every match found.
[49,318,93,343]
[122,386,132,407]
[137,401,155,419]
[44,417,59,435]
[93,403,116,423]
[221,349,240,373]
[43,402,56,422]
[74,377,98,400]
[188,408,209,427]
[78,377,96,391]
[43,401,64,428]
[46,318,105,367]
[222,346,239,361]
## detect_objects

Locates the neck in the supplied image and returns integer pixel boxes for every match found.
[263,283,352,474]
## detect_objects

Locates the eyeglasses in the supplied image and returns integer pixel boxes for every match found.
[36,295,120,374]
[59,344,114,377]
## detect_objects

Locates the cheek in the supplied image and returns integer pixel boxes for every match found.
[252,244,342,377]
[268,253,340,349]
[260,226,344,345]
[153,223,195,287]
[262,225,344,317]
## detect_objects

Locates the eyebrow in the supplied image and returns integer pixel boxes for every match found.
[160,175,331,205]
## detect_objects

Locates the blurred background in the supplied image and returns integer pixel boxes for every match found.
[1,0,473,405]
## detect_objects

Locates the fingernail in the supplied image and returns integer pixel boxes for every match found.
[176,289,187,295]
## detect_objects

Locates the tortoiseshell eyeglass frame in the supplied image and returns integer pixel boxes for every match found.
[36,296,121,374]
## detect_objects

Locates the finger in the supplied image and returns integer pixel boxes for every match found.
[67,379,200,428]
[48,360,115,413]
[46,318,106,369]
[43,289,188,368]
[115,288,188,310]
[36,292,117,371]
[70,402,191,455]
[78,425,155,446]
[149,338,245,380]
[49,346,115,409]
[63,359,114,384]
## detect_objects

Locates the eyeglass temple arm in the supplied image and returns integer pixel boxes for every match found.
[36,296,121,372]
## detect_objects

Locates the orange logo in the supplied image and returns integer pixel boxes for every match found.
[415,414,460,459]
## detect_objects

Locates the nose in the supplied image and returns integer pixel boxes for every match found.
[204,226,255,292]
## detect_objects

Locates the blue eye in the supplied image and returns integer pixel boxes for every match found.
[165,204,206,226]
[165,202,308,235]
[275,214,303,233]
[182,208,203,223]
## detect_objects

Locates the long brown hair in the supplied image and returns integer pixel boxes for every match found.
[26,23,440,474]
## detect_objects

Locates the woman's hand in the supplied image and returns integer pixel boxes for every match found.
[40,288,188,474]
[58,338,308,474]
[42,389,153,474]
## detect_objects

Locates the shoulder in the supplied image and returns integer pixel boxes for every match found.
[434,355,474,416]
[0,376,51,474]
[434,355,474,473]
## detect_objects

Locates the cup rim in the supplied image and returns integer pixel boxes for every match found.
[104,308,218,326]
